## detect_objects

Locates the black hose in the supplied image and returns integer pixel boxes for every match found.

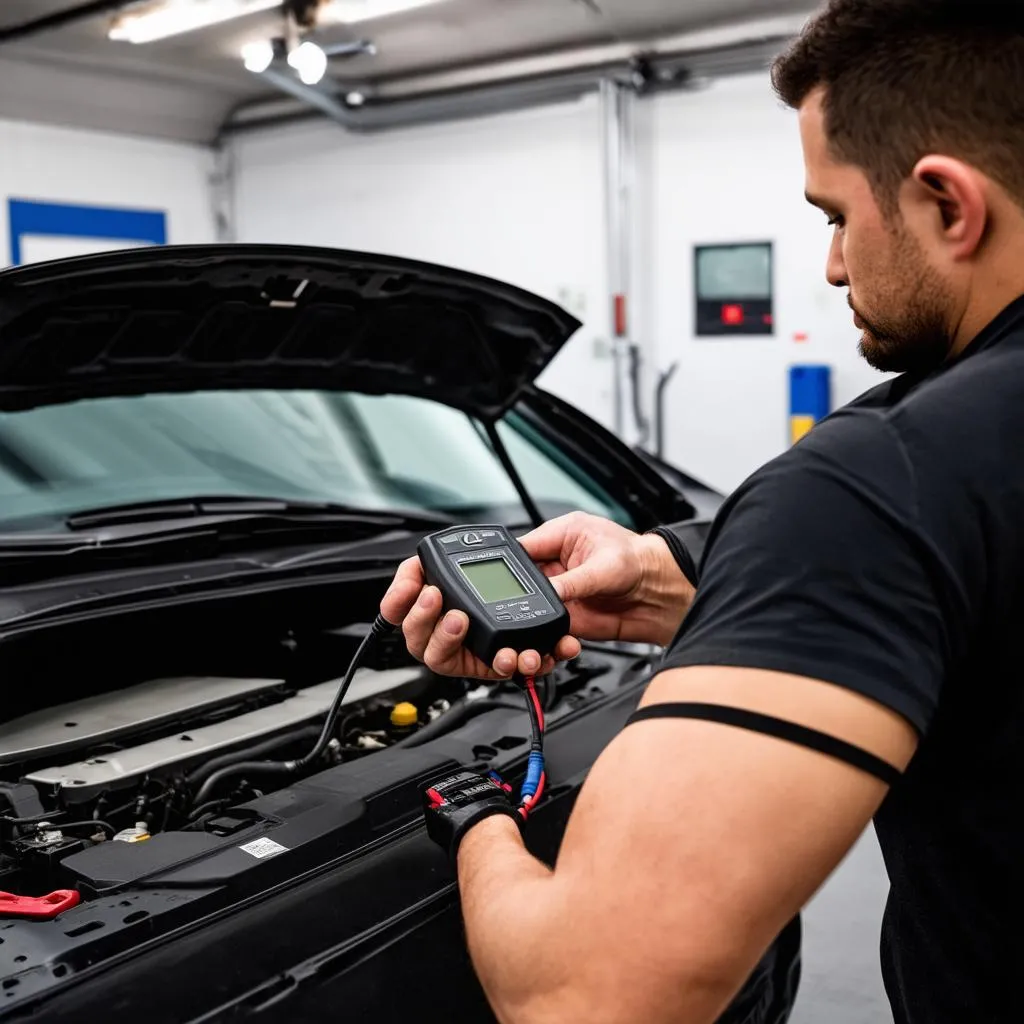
[187,800,231,823]
[185,726,321,791]
[391,698,523,750]
[191,616,392,807]
[1,815,115,837]
[0,812,56,826]
[23,820,116,838]
[191,760,293,808]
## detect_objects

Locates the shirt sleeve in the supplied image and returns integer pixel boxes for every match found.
[659,410,978,735]
[646,523,702,588]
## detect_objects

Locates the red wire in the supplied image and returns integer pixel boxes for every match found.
[525,676,544,732]
[531,771,546,805]
[518,771,547,821]
[517,676,546,821]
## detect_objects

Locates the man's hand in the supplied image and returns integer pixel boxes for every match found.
[522,513,695,648]
[380,512,694,679]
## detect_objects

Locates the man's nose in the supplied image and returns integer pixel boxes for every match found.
[826,231,848,288]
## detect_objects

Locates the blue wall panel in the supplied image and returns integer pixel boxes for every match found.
[8,198,167,266]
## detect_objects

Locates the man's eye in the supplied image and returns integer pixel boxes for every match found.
[827,215,845,228]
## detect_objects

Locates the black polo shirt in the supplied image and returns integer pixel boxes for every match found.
[661,295,1024,1024]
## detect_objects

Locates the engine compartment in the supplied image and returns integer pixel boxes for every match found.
[0,587,619,902]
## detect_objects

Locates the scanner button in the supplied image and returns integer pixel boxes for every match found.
[497,614,513,622]
[462,532,483,546]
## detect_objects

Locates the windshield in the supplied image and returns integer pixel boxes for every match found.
[0,391,633,531]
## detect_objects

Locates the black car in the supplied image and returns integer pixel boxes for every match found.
[0,245,799,1022]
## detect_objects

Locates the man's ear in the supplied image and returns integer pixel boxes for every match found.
[909,156,988,258]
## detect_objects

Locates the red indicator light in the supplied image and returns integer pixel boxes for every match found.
[721,304,744,325]
[614,294,628,337]
[763,313,774,326]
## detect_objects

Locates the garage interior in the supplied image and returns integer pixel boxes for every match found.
[0,2,895,1021]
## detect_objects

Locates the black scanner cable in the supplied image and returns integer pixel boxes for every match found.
[190,615,393,807]
[190,614,552,822]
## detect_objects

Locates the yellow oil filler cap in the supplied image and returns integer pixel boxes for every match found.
[390,702,419,729]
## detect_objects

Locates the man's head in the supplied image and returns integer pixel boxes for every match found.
[772,0,1024,374]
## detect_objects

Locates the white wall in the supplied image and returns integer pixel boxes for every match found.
[231,73,893,496]
[0,118,217,267]
[231,99,616,427]
[642,74,890,493]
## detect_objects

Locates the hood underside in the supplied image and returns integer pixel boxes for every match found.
[0,244,581,419]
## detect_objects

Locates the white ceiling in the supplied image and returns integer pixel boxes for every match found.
[0,0,817,144]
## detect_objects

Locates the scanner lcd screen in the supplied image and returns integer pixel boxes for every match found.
[459,557,528,604]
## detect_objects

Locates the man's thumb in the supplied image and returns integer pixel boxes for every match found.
[549,565,599,604]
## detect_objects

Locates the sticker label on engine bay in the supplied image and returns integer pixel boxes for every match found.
[238,837,288,860]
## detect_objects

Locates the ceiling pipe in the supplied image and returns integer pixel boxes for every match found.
[258,64,357,122]
[220,11,810,138]
[0,0,130,44]
[221,32,793,140]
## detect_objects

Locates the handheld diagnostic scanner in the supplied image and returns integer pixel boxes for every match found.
[417,526,571,666]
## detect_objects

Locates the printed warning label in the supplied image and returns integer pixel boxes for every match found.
[238,837,288,860]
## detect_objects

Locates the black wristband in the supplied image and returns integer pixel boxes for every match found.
[423,771,522,865]
[646,525,700,589]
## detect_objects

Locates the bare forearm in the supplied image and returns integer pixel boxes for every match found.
[455,817,737,1024]
[457,817,572,1023]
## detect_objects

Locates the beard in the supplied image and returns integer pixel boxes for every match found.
[853,231,953,376]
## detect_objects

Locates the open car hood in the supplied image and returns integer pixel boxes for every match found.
[0,244,581,419]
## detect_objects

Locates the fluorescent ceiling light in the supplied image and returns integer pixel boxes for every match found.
[320,0,452,25]
[109,0,281,44]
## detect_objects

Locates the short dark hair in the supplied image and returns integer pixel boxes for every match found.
[772,0,1024,212]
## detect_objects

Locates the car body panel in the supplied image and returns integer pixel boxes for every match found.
[0,245,579,420]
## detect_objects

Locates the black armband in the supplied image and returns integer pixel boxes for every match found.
[646,525,700,589]
[626,702,902,787]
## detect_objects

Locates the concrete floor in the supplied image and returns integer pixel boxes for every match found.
[791,828,893,1023]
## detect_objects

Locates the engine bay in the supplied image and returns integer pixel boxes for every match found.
[0,600,623,902]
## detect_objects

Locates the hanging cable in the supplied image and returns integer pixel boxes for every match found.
[517,675,547,820]
[190,615,393,807]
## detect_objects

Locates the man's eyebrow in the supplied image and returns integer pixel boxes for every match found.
[805,191,832,211]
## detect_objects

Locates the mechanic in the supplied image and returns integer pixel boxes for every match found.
[382,2,1024,1021]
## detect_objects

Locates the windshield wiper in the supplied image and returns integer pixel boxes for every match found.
[0,498,451,560]
[63,496,451,532]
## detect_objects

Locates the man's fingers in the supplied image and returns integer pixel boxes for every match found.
[517,650,542,676]
[421,608,470,673]
[381,577,423,626]
[555,635,582,662]
[402,585,443,662]
[518,513,578,562]
[380,557,425,625]
[492,649,518,678]
[515,636,581,677]
[548,564,601,604]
